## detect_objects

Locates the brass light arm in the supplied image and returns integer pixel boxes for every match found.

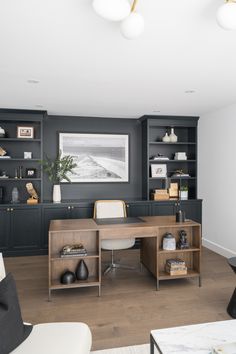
[226,0,236,2]
[131,0,138,12]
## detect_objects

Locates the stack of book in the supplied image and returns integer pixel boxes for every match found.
[60,244,87,258]
[165,258,187,276]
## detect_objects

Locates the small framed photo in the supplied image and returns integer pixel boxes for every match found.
[151,164,167,178]
[25,168,36,178]
[24,152,32,159]
[17,126,34,139]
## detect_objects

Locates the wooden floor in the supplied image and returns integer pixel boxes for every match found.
[4,247,235,351]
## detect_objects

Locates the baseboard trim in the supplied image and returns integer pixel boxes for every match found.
[202,238,236,258]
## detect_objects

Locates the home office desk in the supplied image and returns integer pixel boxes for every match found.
[48,216,201,300]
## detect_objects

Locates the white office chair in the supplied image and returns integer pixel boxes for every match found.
[93,200,135,275]
[0,253,92,354]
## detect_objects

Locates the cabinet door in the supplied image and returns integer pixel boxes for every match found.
[152,202,176,216]
[10,206,41,252]
[180,200,202,223]
[71,206,93,219]
[126,203,151,217]
[0,207,10,253]
[42,206,70,248]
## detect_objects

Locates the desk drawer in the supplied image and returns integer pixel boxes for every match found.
[99,227,157,239]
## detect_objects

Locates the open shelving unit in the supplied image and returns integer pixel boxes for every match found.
[141,116,199,200]
[141,222,201,288]
[0,111,44,203]
[48,227,101,300]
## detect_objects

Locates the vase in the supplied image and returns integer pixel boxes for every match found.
[162,132,170,143]
[76,260,89,280]
[169,128,178,142]
[60,270,76,284]
[53,184,61,203]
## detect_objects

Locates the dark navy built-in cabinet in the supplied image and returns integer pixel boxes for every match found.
[0,110,202,256]
[0,200,202,256]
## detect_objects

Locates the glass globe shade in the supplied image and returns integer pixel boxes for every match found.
[120,12,144,39]
[92,0,131,22]
[216,2,236,30]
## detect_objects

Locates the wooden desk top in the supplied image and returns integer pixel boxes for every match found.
[49,216,200,233]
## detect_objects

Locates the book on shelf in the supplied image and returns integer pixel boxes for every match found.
[60,251,88,258]
[166,258,186,266]
[212,342,236,354]
[0,155,11,159]
[166,268,187,276]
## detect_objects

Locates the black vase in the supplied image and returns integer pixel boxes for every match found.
[60,270,76,284]
[76,260,89,280]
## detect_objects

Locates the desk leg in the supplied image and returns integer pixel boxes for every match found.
[199,275,202,287]
[156,279,160,291]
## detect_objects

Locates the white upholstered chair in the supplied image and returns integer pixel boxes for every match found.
[0,253,92,354]
[93,200,135,275]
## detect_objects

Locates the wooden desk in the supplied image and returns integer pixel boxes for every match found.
[48,216,201,300]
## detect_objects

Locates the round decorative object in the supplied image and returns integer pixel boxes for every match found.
[169,127,178,143]
[216,2,236,30]
[0,127,5,138]
[76,260,89,280]
[120,12,144,39]
[60,270,76,284]
[92,0,131,21]
[53,184,61,203]
[162,132,170,143]
[162,232,176,251]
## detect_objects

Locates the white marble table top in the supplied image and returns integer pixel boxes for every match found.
[151,320,236,354]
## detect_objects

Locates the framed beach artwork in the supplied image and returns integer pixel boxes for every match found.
[59,133,129,183]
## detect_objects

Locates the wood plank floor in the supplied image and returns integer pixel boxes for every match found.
[4,247,235,351]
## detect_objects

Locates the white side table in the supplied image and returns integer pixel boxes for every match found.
[150,320,236,354]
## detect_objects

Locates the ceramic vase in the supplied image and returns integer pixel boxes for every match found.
[0,127,5,138]
[60,270,76,284]
[169,128,178,142]
[53,184,61,203]
[162,132,170,143]
[76,260,89,280]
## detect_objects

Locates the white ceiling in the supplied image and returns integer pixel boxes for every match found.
[0,0,236,118]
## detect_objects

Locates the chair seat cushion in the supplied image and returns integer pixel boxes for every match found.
[11,322,92,354]
[102,238,135,250]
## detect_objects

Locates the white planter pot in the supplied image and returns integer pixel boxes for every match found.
[180,191,188,200]
[53,184,61,203]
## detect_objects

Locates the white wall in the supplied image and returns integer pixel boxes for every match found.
[199,103,236,258]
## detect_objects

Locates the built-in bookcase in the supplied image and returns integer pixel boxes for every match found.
[141,116,199,200]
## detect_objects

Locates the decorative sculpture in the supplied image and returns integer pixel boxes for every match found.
[26,183,39,204]
[177,230,189,249]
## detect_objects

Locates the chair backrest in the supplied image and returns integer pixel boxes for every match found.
[94,200,127,219]
[0,253,6,281]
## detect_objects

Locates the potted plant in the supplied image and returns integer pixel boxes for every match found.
[40,151,76,203]
[179,185,188,200]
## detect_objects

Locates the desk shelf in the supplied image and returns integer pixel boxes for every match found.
[48,229,101,300]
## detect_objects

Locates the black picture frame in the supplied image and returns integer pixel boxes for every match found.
[25,168,36,178]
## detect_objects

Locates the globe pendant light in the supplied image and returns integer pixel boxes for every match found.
[120,0,144,39]
[92,0,131,22]
[216,0,236,30]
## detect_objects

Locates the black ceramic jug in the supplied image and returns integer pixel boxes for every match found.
[60,270,76,284]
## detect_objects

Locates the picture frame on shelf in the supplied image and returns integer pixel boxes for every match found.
[17,126,34,139]
[59,132,129,183]
[25,168,36,178]
[24,152,32,159]
[151,164,167,178]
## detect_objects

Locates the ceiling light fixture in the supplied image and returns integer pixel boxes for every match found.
[216,0,236,30]
[92,0,144,39]
[27,79,40,84]
[120,0,144,39]
[92,0,131,21]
